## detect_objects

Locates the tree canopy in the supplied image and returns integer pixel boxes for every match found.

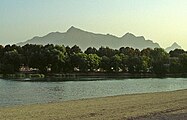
[0,44,186,74]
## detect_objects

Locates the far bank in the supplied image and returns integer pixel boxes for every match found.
[1,72,187,81]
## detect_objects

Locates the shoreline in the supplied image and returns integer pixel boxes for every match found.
[0,89,187,120]
[1,72,187,82]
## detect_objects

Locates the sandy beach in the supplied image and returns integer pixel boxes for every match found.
[0,90,187,120]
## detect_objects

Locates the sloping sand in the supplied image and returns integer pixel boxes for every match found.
[0,90,187,120]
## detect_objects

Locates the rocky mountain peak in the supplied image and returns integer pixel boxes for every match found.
[171,42,181,48]
[165,42,182,52]
[122,32,136,38]
[66,26,82,33]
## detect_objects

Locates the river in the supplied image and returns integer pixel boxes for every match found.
[0,78,187,107]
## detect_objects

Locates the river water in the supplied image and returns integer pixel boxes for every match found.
[0,78,187,107]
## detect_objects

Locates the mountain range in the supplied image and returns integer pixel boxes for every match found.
[17,26,181,51]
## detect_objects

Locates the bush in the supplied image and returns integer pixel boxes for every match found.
[27,74,45,78]
[0,74,3,78]
[5,74,16,78]
[15,74,26,78]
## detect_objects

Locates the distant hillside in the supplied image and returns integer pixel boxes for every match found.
[165,42,182,52]
[17,26,160,50]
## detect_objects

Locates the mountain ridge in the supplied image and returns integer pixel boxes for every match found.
[17,26,180,51]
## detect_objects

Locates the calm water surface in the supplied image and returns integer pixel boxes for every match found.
[0,78,187,107]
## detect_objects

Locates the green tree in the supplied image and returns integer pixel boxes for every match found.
[169,58,181,73]
[179,53,187,72]
[150,48,169,74]
[70,45,82,54]
[97,46,116,57]
[85,47,97,55]
[141,48,153,57]
[65,46,71,55]
[50,49,65,73]
[169,49,185,57]
[0,45,4,73]
[119,47,135,57]
[87,54,101,72]
[100,56,111,72]
[77,53,88,72]
[71,53,88,72]
[110,55,122,72]
[127,56,142,73]
[63,55,73,72]
[141,56,151,73]
[22,44,42,66]
[2,50,21,73]
[119,53,129,72]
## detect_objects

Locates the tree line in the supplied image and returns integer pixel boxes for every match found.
[0,44,187,74]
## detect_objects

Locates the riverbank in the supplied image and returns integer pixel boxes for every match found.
[1,72,187,81]
[0,89,186,120]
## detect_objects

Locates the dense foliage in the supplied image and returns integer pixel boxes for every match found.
[0,44,186,74]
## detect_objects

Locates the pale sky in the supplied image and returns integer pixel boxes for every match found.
[0,0,187,49]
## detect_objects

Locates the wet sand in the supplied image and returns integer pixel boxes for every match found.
[0,90,187,120]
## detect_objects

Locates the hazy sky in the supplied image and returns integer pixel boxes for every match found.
[1,0,187,49]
